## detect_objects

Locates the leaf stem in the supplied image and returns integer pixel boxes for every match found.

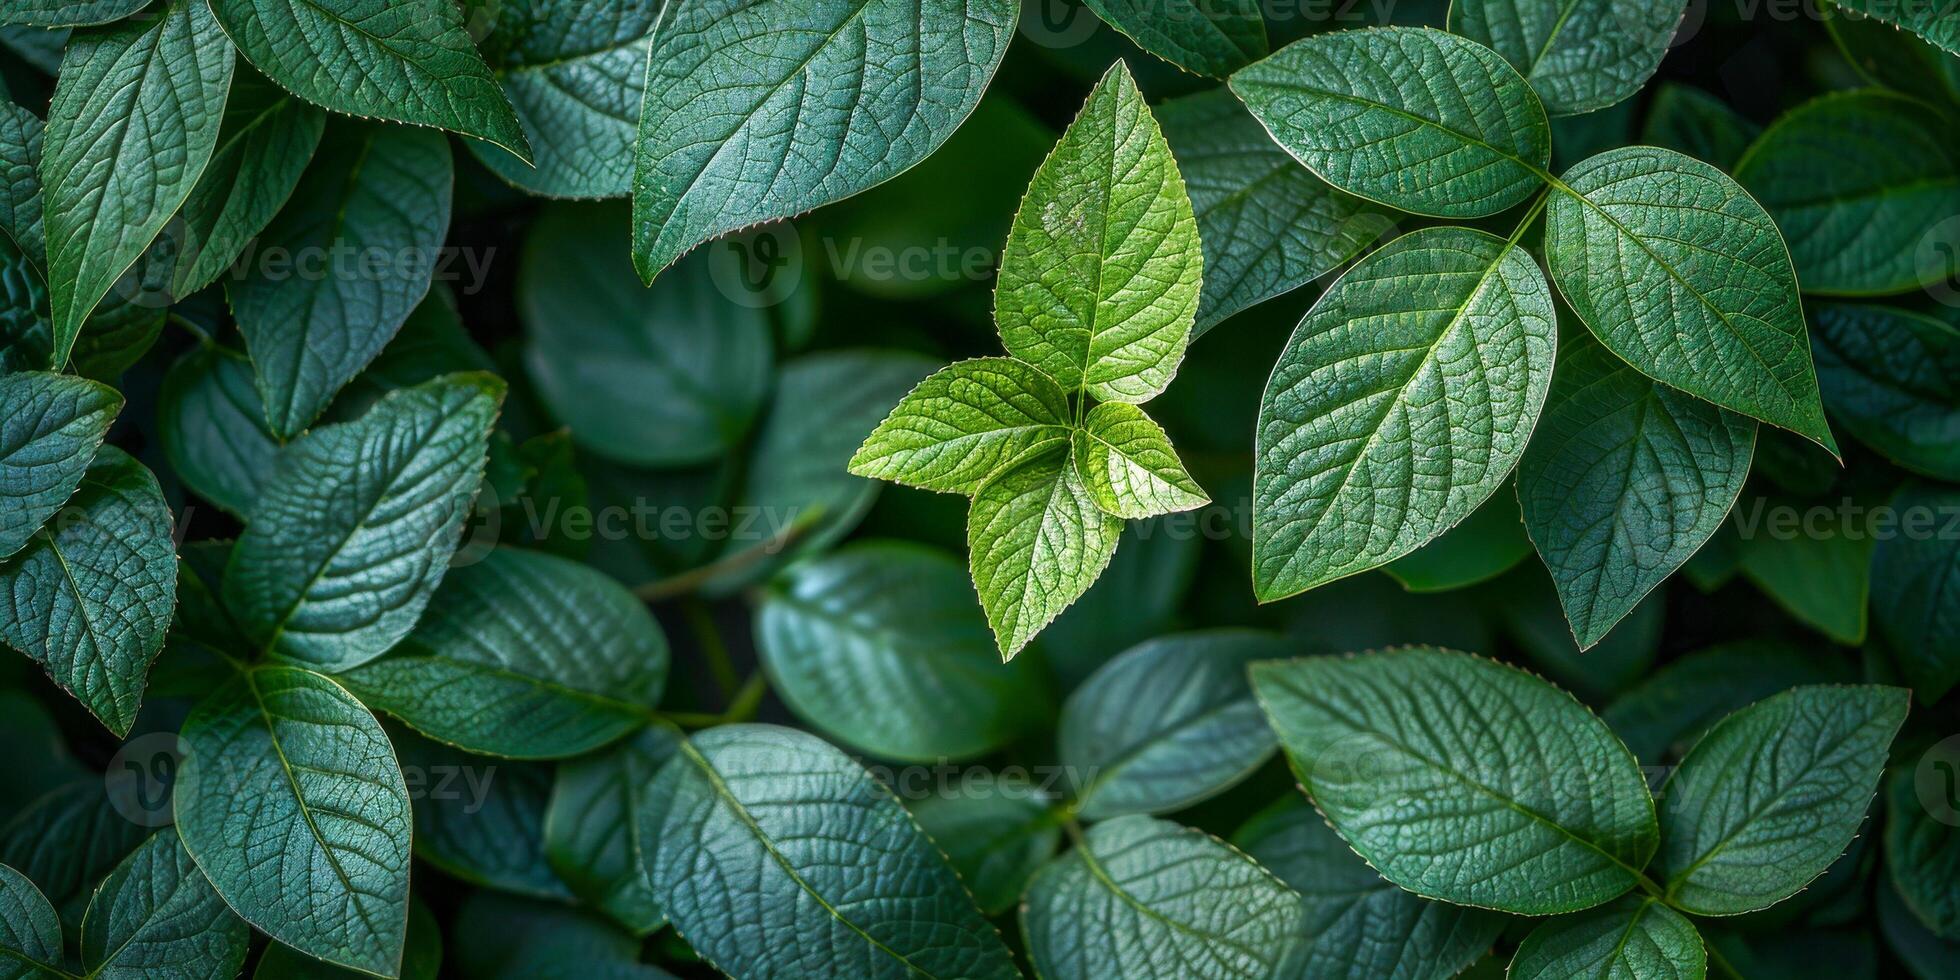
[633,509,819,601]
[1505,188,1552,251]
[167,312,213,346]
[680,597,741,698]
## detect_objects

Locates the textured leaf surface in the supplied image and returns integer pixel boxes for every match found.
[544,725,680,935]
[0,1,147,28]
[1871,483,1960,701]
[0,779,150,936]
[756,541,1045,761]
[1251,648,1657,914]
[1510,896,1705,980]
[0,370,119,559]
[996,61,1199,403]
[520,202,770,466]
[1081,0,1266,77]
[1601,640,1851,765]
[1063,631,1283,819]
[0,862,60,978]
[1230,27,1551,217]
[1517,332,1756,648]
[1734,90,1960,295]
[175,665,412,976]
[224,374,502,670]
[339,546,666,758]
[1071,402,1207,519]
[229,122,453,438]
[79,829,249,980]
[0,101,45,266]
[631,0,1015,279]
[1655,685,1909,915]
[850,357,1070,494]
[1450,0,1685,114]
[1234,794,1504,980]
[1811,304,1960,481]
[1639,83,1758,171]
[0,447,176,736]
[209,0,529,156]
[1159,88,1386,332]
[1832,0,1960,55]
[41,0,231,365]
[1546,146,1835,450]
[170,72,325,298]
[1253,227,1555,600]
[642,724,1019,980]
[969,448,1123,658]
[157,345,278,518]
[471,0,658,198]
[1022,814,1302,980]
[909,793,1060,916]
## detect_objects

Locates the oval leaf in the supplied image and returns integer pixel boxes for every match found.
[1450,0,1686,115]
[543,725,681,935]
[1870,483,1960,702]
[0,370,119,559]
[158,344,278,518]
[1510,896,1705,980]
[170,73,326,298]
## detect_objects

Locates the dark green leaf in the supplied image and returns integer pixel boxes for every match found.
[1080,0,1266,77]
[1382,486,1532,593]
[157,344,278,517]
[0,370,119,559]
[1870,483,1960,701]
[1509,896,1704,979]
[1882,877,1960,980]
[1733,494,1874,644]
[0,101,45,265]
[0,780,150,936]
[170,72,326,298]
[451,892,663,980]
[0,862,60,978]
[79,829,249,979]
[255,900,442,980]
[1811,304,1960,481]
[543,725,680,935]
[1887,738,1960,940]
[1831,0,1960,56]
[1602,639,1852,764]
[1449,0,1685,114]
[392,729,569,901]
[909,792,1061,917]
[1639,83,1759,171]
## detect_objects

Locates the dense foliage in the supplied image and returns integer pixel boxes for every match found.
[0,0,1957,978]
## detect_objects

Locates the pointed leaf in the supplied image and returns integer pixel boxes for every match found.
[1601,640,1852,765]
[1811,304,1960,481]
[544,725,680,935]
[1230,26,1552,217]
[969,448,1123,658]
[175,665,412,976]
[642,724,1020,980]
[1080,0,1266,77]
[1021,815,1302,980]
[0,863,59,979]
[1251,647,1658,914]
[223,374,504,671]
[1382,486,1532,593]
[1831,0,1960,56]
[1518,332,1756,648]
[1071,402,1208,519]
[209,0,529,158]
[1450,0,1686,115]
[1545,145,1835,450]
[1510,896,1705,979]
[170,73,326,298]
[996,60,1200,403]
[630,0,1015,280]
[849,357,1071,494]
[157,344,278,517]
[1655,685,1909,916]
[0,102,45,266]
[229,121,454,438]
[337,545,669,759]
[0,447,176,736]
[79,829,249,979]
[0,370,119,559]
[0,780,151,936]
[1253,227,1556,600]
[41,0,231,365]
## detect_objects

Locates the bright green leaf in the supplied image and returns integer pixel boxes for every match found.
[849,357,1071,495]
[1450,0,1686,115]
[0,370,119,559]
[1071,402,1207,519]
[996,60,1200,404]
[969,447,1123,658]
[1510,896,1705,979]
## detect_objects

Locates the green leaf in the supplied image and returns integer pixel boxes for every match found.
[1831,0,1960,56]
[1734,90,1960,296]
[1510,896,1705,980]
[338,545,666,759]
[1733,494,1874,644]
[0,780,150,936]
[1022,814,1302,980]
[0,1,146,28]
[452,893,660,980]
[0,370,119,559]
[969,447,1123,658]
[1602,640,1853,764]
[209,0,529,158]
[1654,685,1909,916]
[996,60,1200,403]
[1545,146,1836,451]
[170,72,326,298]
[223,373,504,671]
[1043,517,1200,685]
[0,447,176,737]
[322,285,493,420]
[521,203,772,466]
[1382,486,1532,593]
[850,357,1071,494]
[174,664,412,976]
[1158,88,1387,333]
[543,725,680,935]
[229,121,454,438]
[157,344,278,517]
[1888,739,1960,941]
[1871,483,1960,701]
[0,101,45,266]
[1811,304,1960,481]
[1230,26,1552,217]
[256,900,442,980]
[0,862,59,978]
[1498,565,1664,701]
[756,541,1046,762]
[1827,6,1960,104]
[641,724,1019,980]
[41,0,231,365]
[1234,794,1505,980]
[1882,877,1960,980]
[1251,647,1658,914]
[1639,83,1759,172]
[909,792,1061,917]
[1252,227,1556,600]
[469,0,658,199]
[1070,402,1208,519]
[391,730,569,902]
[79,829,249,979]
[1449,0,1685,115]
[1079,0,1266,77]
[630,0,1015,280]
[1062,630,1283,819]
[1517,331,1756,648]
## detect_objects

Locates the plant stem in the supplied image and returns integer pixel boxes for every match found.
[681,598,740,698]
[1705,939,1744,980]
[633,511,819,601]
